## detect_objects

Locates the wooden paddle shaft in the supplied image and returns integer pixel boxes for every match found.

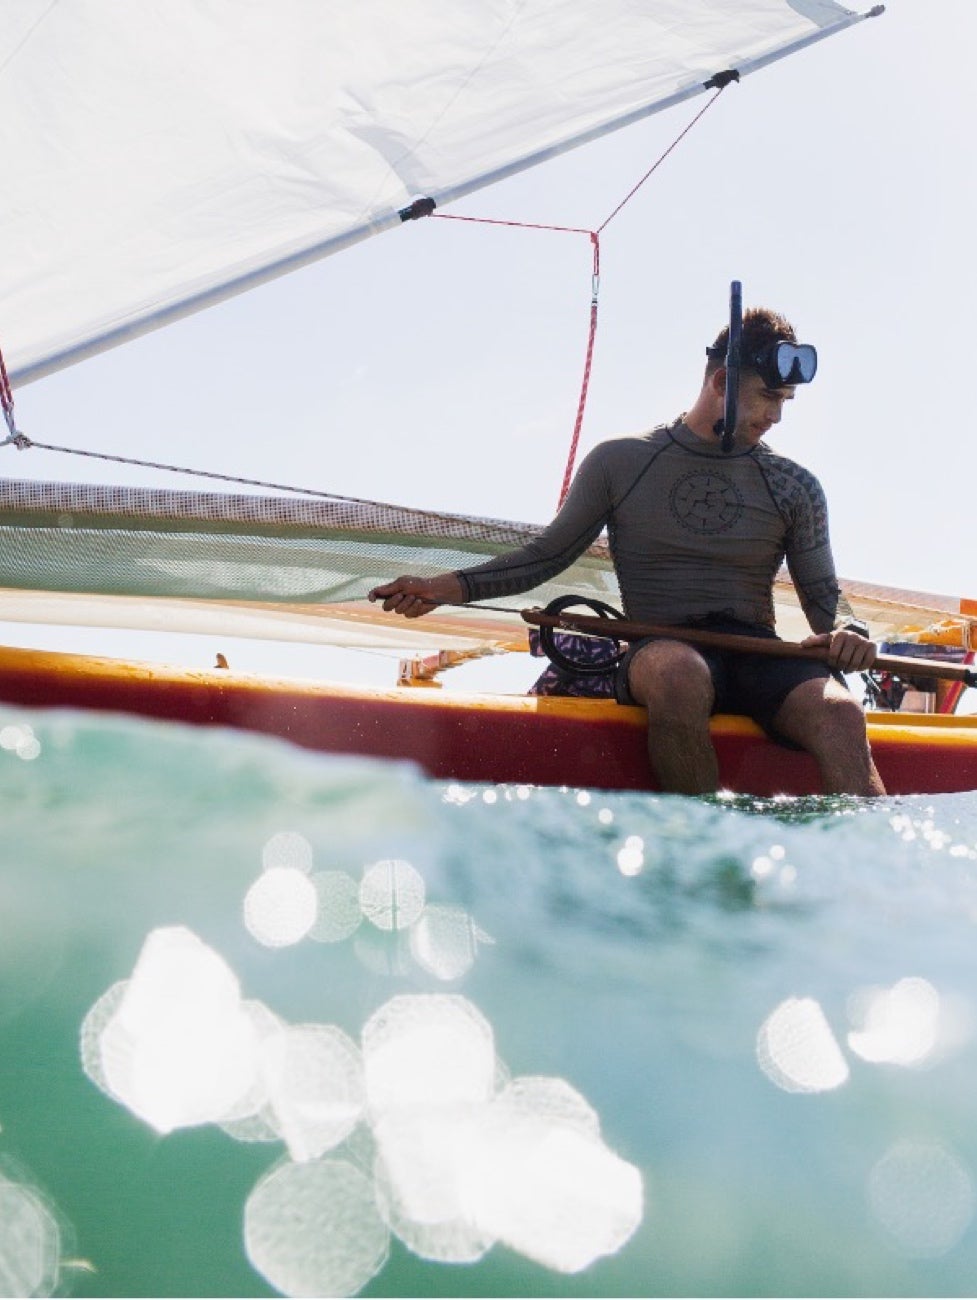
[521,608,977,686]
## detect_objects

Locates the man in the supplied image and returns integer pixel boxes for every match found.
[369,307,885,797]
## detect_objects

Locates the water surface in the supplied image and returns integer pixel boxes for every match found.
[2,707,977,1296]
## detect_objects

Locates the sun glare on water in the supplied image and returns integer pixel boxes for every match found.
[80,912,643,1296]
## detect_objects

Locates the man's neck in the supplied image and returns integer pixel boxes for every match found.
[680,403,720,441]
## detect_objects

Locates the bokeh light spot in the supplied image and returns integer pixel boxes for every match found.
[409,906,483,981]
[494,1075,601,1138]
[245,1158,389,1298]
[868,1142,975,1257]
[261,831,314,874]
[466,1111,642,1273]
[848,977,941,1066]
[0,1174,63,1298]
[373,1103,494,1262]
[359,860,426,932]
[80,979,129,1100]
[362,995,495,1114]
[616,835,644,876]
[95,927,259,1133]
[244,867,318,948]
[757,997,850,1093]
[260,1024,365,1162]
[309,871,362,944]
[0,724,41,761]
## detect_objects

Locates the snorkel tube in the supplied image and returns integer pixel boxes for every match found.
[710,284,818,453]
[714,280,742,454]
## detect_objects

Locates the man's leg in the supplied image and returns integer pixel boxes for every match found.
[627,641,718,794]
[772,675,885,796]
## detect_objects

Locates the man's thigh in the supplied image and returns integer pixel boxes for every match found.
[616,637,721,708]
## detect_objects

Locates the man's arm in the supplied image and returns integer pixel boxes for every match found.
[783,467,877,673]
[369,443,614,618]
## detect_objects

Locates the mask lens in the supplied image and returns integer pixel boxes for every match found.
[774,342,817,384]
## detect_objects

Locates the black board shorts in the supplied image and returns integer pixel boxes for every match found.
[614,615,842,741]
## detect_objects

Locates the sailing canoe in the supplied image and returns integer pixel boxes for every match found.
[0,641,975,797]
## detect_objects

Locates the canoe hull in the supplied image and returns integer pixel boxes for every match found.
[0,643,974,796]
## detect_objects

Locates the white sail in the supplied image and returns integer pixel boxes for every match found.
[2,0,877,385]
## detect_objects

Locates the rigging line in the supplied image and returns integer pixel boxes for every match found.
[0,433,514,528]
[596,84,729,234]
[560,84,730,499]
[361,597,613,631]
[433,212,593,238]
[437,210,600,512]
[558,231,599,510]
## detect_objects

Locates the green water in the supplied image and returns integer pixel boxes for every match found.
[2,706,977,1296]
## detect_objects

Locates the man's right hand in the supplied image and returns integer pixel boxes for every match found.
[367,573,464,618]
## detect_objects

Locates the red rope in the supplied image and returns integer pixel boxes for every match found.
[434,212,592,239]
[434,211,602,508]
[558,232,599,508]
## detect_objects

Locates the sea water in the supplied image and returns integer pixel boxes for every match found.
[2,707,977,1297]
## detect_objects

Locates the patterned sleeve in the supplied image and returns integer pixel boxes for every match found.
[779,462,858,635]
[455,445,613,602]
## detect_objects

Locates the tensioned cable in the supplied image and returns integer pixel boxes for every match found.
[0,431,520,528]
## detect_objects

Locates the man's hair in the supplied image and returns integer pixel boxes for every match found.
[705,307,798,376]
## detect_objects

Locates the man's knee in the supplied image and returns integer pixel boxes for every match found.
[775,675,884,797]
[628,642,714,719]
[775,677,868,750]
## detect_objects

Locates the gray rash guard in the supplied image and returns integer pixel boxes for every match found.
[456,418,855,633]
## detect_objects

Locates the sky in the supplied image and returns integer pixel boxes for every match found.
[4,0,976,694]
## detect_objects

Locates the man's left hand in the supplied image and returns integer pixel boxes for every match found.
[801,629,877,674]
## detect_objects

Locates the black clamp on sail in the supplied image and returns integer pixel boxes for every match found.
[703,68,740,90]
[714,279,742,454]
[399,197,437,222]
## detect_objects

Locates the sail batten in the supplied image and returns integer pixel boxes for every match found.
[3,0,880,385]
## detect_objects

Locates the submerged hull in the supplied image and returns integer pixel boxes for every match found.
[0,642,974,796]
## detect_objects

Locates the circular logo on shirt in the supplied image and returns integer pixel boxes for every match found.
[669,470,744,534]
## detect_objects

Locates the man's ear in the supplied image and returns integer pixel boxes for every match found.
[710,366,727,397]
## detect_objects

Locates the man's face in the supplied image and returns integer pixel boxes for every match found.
[733,370,795,446]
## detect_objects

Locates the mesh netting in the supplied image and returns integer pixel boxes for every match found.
[0,477,968,651]
[0,476,618,609]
